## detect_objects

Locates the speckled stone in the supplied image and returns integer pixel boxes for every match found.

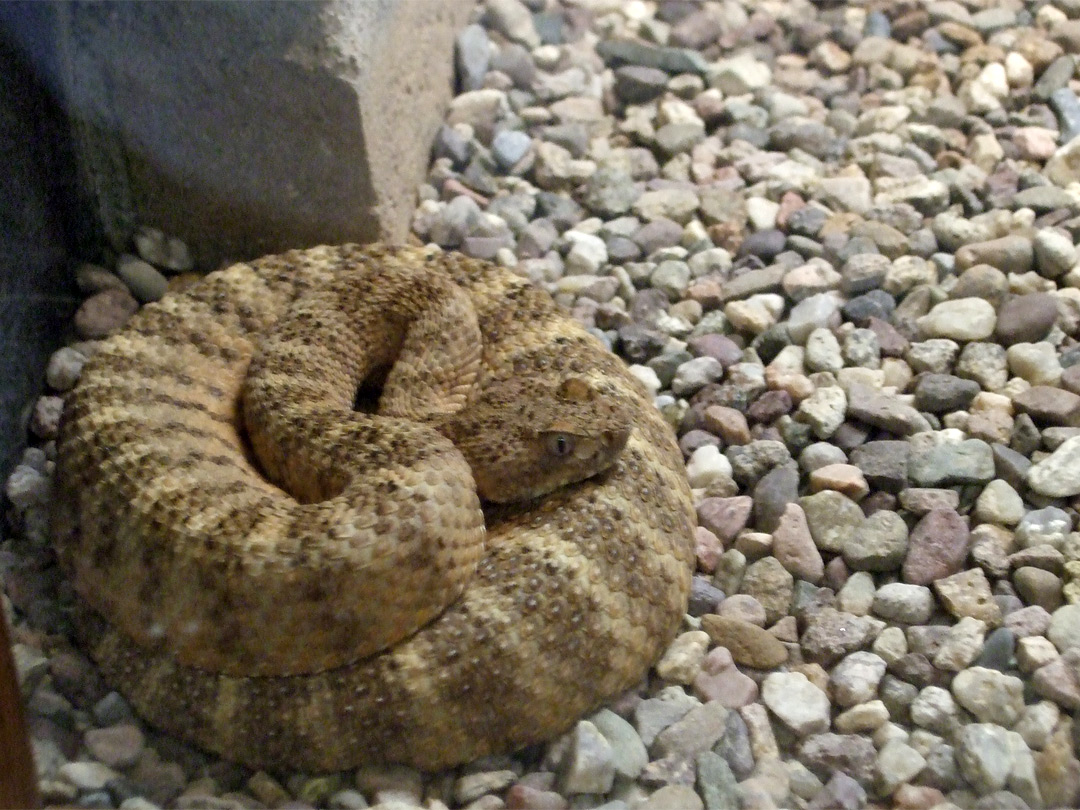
[800,608,877,667]
[934,568,1002,627]
[902,508,970,585]
[843,509,909,572]
[908,439,995,487]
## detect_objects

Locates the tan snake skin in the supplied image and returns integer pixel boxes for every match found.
[54,244,695,772]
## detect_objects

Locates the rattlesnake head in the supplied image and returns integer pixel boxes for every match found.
[438,374,633,503]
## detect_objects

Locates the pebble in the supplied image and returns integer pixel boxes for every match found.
[590,709,647,781]
[798,732,877,788]
[491,129,532,169]
[739,557,794,627]
[1034,724,1080,808]
[957,724,1014,794]
[974,479,1024,526]
[634,687,697,749]
[637,784,703,810]
[1032,654,1080,710]
[872,583,934,625]
[1026,435,1080,496]
[902,507,970,585]
[700,615,787,670]
[696,496,751,544]
[907,438,995,487]
[692,647,759,708]
[133,227,193,272]
[5,463,50,511]
[762,672,830,736]
[1048,604,1080,652]
[1008,342,1063,386]
[116,255,169,303]
[654,631,709,685]
[559,721,615,795]
[829,651,887,709]
[46,346,88,391]
[650,701,728,760]
[484,0,540,49]
[74,288,140,339]
[84,724,145,770]
[800,608,877,667]
[934,569,1003,627]
[920,291,993,336]
[770,503,826,582]
[1013,385,1080,426]
[951,667,1025,727]
[800,490,865,555]
[876,740,927,797]
[59,760,122,792]
[975,626,1015,672]
[797,385,847,439]
[995,293,1060,345]
[1015,506,1072,550]
[843,509,909,572]
[845,384,931,436]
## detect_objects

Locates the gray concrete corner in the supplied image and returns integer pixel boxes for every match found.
[58,0,473,268]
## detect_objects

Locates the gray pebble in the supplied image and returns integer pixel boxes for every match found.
[908,439,995,487]
[614,65,669,104]
[456,24,490,91]
[491,129,531,169]
[843,509,909,572]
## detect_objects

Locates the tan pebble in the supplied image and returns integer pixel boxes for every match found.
[73,288,139,339]
[807,463,868,500]
[700,614,788,669]
[654,630,710,685]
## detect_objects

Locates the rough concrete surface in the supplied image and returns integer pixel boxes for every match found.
[58,0,473,269]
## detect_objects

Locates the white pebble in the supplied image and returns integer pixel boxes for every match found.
[685,444,732,489]
[46,346,88,391]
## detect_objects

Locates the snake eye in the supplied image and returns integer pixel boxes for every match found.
[545,433,574,457]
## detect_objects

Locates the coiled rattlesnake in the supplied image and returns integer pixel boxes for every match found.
[54,244,695,772]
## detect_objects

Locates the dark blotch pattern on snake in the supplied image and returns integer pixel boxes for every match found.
[54,244,695,772]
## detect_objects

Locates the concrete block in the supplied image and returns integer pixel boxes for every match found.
[58,0,473,268]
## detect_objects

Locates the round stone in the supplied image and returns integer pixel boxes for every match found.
[872,583,935,625]
[1027,436,1080,497]
[995,293,1060,345]
[116,255,169,303]
[829,651,888,708]
[1048,604,1080,652]
[844,509,909,572]
[916,298,997,341]
[491,129,532,169]
[974,480,1025,526]
[74,288,140,339]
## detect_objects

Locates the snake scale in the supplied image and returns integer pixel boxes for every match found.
[54,244,695,772]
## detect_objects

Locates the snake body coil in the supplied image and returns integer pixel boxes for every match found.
[55,244,695,772]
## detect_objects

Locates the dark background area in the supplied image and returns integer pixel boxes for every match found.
[0,3,86,482]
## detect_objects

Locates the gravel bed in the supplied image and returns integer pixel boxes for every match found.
[7,0,1080,808]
